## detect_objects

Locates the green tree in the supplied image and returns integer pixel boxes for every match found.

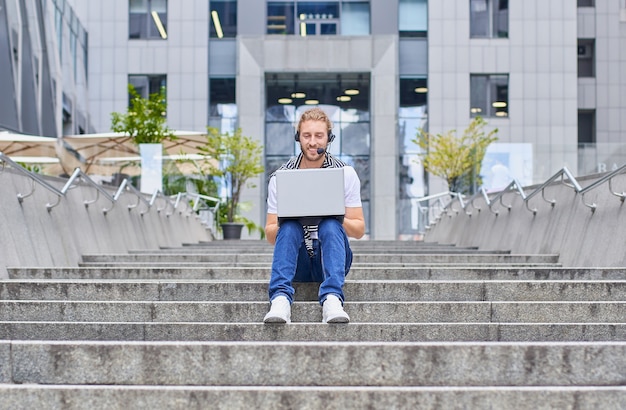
[412,116,498,194]
[197,127,264,224]
[110,84,176,145]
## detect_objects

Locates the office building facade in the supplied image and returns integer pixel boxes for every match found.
[2,0,626,239]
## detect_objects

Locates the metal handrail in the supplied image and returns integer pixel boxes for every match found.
[0,152,64,210]
[61,168,116,213]
[423,163,626,226]
[120,180,152,215]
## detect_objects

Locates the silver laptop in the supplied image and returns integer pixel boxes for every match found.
[275,167,345,220]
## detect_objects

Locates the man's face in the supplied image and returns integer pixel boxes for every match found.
[298,120,329,161]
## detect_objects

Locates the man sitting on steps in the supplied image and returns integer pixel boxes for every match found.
[263,107,366,324]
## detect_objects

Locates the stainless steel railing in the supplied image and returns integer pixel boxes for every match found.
[0,152,220,225]
[415,163,626,232]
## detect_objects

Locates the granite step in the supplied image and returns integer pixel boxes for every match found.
[12,265,611,281]
[1,322,624,342]
[2,280,625,301]
[1,385,624,410]
[2,341,625,387]
[80,253,560,264]
[0,300,623,323]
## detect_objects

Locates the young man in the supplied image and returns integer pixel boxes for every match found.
[264,107,366,324]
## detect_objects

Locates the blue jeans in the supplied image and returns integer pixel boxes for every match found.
[268,218,353,305]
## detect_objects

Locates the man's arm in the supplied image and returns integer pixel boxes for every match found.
[343,207,365,239]
[265,213,279,245]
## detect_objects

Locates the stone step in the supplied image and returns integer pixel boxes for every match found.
[1,322,625,342]
[2,280,625,301]
[2,341,625,386]
[1,301,624,323]
[80,253,559,264]
[14,265,612,281]
[1,384,624,410]
[132,247,510,255]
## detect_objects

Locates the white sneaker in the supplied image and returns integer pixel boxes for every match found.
[263,295,291,324]
[322,294,350,323]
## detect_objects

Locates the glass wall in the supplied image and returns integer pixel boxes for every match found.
[129,0,168,40]
[266,1,370,35]
[470,74,508,118]
[470,0,508,39]
[129,74,166,100]
[398,78,428,238]
[209,78,237,133]
[210,0,237,38]
[265,73,371,234]
[399,0,427,37]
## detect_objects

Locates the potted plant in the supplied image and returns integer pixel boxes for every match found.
[198,127,264,239]
[110,84,176,193]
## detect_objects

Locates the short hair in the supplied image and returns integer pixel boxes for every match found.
[296,107,333,133]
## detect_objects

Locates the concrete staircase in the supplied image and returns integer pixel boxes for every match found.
[0,240,625,409]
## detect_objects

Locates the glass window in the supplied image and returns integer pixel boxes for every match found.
[578,110,595,144]
[398,78,428,237]
[470,0,508,38]
[578,39,595,78]
[268,2,295,34]
[267,1,369,36]
[264,72,371,234]
[399,0,427,37]
[129,0,168,40]
[470,74,508,118]
[577,0,595,6]
[209,78,237,132]
[341,2,369,35]
[128,74,166,102]
[210,0,237,38]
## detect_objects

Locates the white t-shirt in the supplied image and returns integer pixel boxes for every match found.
[266,166,362,214]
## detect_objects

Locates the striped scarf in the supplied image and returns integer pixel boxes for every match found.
[271,152,347,257]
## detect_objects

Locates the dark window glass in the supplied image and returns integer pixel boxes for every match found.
[398,78,428,236]
[210,0,237,38]
[209,78,237,132]
[470,0,508,38]
[578,110,595,144]
[470,74,509,118]
[129,0,168,40]
[577,0,595,7]
[128,74,166,103]
[264,72,371,234]
[267,2,295,34]
[578,39,595,78]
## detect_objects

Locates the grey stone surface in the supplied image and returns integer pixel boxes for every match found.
[10,266,626,281]
[79,252,559,264]
[8,341,626,386]
[0,385,625,410]
[1,322,625,342]
[0,342,10,383]
[0,169,211,277]
[2,279,625,301]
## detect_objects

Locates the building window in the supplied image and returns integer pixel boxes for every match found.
[578,39,595,78]
[470,0,508,38]
[128,74,167,105]
[399,0,427,37]
[210,0,237,38]
[266,1,370,36]
[264,72,371,234]
[470,74,508,118]
[578,110,595,144]
[577,0,595,6]
[398,78,428,237]
[129,0,168,40]
[209,78,238,132]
